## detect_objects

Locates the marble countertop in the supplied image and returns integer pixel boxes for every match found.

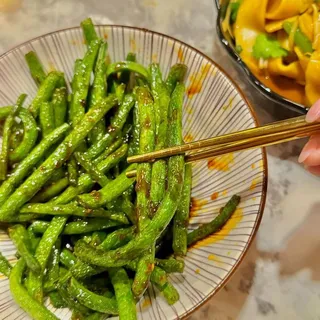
[1,1,319,319]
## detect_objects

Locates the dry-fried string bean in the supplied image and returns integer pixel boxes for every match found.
[77,164,137,208]
[31,177,69,203]
[81,17,99,46]
[30,218,122,235]
[75,152,110,187]
[10,259,58,320]
[109,267,136,320]
[39,101,55,137]
[0,106,13,120]
[165,63,187,95]
[69,39,102,126]
[69,277,118,315]
[149,63,170,216]
[21,202,129,224]
[187,195,241,246]
[0,109,14,180]
[88,42,108,145]
[0,251,12,277]
[132,86,156,297]
[9,108,38,163]
[29,71,64,118]
[8,225,41,273]
[173,163,192,256]
[86,94,135,159]
[25,51,46,86]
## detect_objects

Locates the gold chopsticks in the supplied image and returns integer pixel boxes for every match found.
[125,116,320,178]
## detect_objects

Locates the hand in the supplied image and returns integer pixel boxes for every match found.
[299,100,320,175]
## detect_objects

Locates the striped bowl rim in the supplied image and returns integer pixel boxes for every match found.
[0,24,268,319]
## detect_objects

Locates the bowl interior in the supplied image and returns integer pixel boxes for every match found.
[214,0,307,114]
[0,25,267,320]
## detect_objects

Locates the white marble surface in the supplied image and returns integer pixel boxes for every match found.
[1,1,320,319]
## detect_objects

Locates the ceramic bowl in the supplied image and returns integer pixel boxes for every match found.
[0,24,267,319]
[214,0,307,114]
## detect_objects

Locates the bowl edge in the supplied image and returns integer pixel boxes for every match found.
[0,24,268,320]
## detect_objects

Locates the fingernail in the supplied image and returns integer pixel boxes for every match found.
[306,100,320,123]
[298,147,312,163]
[298,136,318,163]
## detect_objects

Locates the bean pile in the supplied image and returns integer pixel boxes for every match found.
[0,18,240,320]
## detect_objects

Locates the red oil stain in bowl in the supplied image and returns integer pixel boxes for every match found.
[177,47,185,62]
[259,160,264,169]
[223,97,235,111]
[208,153,234,172]
[185,103,193,115]
[187,64,211,97]
[250,178,260,190]
[152,53,158,63]
[184,133,194,143]
[210,192,219,201]
[187,80,202,97]
[142,297,151,308]
[130,38,137,52]
[221,189,228,197]
[190,197,208,217]
[208,254,222,264]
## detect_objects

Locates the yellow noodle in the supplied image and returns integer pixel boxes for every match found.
[305,51,320,105]
[266,0,312,20]
[299,11,314,42]
[268,58,305,83]
[265,16,298,33]
[294,46,310,72]
[222,1,234,38]
[312,4,320,50]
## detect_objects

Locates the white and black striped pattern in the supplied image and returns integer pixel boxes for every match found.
[0,26,267,320]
